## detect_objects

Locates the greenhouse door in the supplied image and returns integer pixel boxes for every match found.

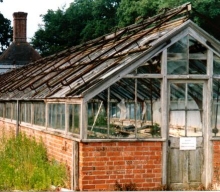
[167,82,204,190]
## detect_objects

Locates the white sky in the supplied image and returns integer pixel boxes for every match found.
[0,0,73,42]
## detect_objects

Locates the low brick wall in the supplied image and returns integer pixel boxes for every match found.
[0,120,163,191]
[213,141,220,184]
[79,141,163,191]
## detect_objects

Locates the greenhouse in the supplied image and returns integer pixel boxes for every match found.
[1,3,220,191]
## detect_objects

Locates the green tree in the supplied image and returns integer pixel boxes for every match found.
[118,0,220,41]
[80,0,120,42]
[64,0,93,46]
[116,0,159,27]
[31,0,220,57]
[31,8,69,56]
[157,0,220,41]
[191,0,220,41]
[0,13,12,54]
[31,0,120,57]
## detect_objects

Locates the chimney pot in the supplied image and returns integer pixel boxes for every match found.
[13,12,28,43]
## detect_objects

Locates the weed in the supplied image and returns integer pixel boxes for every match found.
[0,133,68,191]
[114,180,137,191]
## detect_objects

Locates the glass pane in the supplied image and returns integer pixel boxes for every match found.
[186,83,203,136]
[0,102,4,117]
[187,83,203,110]
[170,83,203,137]
[20,103,25,122]
[167,36,188,74]
[170,83,185,110]
[187,111,202,136]
[189,60,206,74]
[87,89,108,139]
[137,79,161,138]
[33,102,45,126]
[169,83,186,137]
[167,60,187,75]
[189,36,207,74]
[12,102,17,120]
[20,102,32,123]
[109,79,135,139]
[26,103,32,123]
[5,102,11,119]
[87,101,108,138]
[134,52,162,74]
[212,79,220,136]
[213,54,220,75]
[87,78,162,139]
[69,104,80,134]
[48,103,65,130]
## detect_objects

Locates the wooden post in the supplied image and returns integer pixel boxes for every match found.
[73,141,79,190]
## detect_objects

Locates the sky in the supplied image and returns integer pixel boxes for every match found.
[0,0,73,42]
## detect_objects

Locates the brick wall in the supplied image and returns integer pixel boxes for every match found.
[0,120,163,191]
[213,141,220,184]
[0,121,74,189]
[3,119,220,190]
[79,141,163,191]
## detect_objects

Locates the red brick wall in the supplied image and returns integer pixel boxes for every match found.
[0,120,163,191]
[79,141,163,191]
[0,121,73,189]
[213,141,220,184]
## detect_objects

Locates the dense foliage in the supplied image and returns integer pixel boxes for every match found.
[31,0,120,56]
[116,0,159,27]
[0,13,12,54]
[0,133,68,191]
[156,0,220,42]
[30,0,220,56]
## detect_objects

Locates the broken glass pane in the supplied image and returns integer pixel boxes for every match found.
[134,52,162,74]
[86,78,162,139]
[137,79,161,138]
[87,88,108,139]
[87,100,108,139]
[110,79,135,139]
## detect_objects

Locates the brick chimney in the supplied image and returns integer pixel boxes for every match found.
[13,12,28,43]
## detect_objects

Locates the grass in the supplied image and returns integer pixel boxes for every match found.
[0,133,68,191]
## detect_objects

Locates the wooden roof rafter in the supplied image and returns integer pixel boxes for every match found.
[0,3,208,101]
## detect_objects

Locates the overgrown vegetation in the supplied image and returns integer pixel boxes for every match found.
[0,133,68,191]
